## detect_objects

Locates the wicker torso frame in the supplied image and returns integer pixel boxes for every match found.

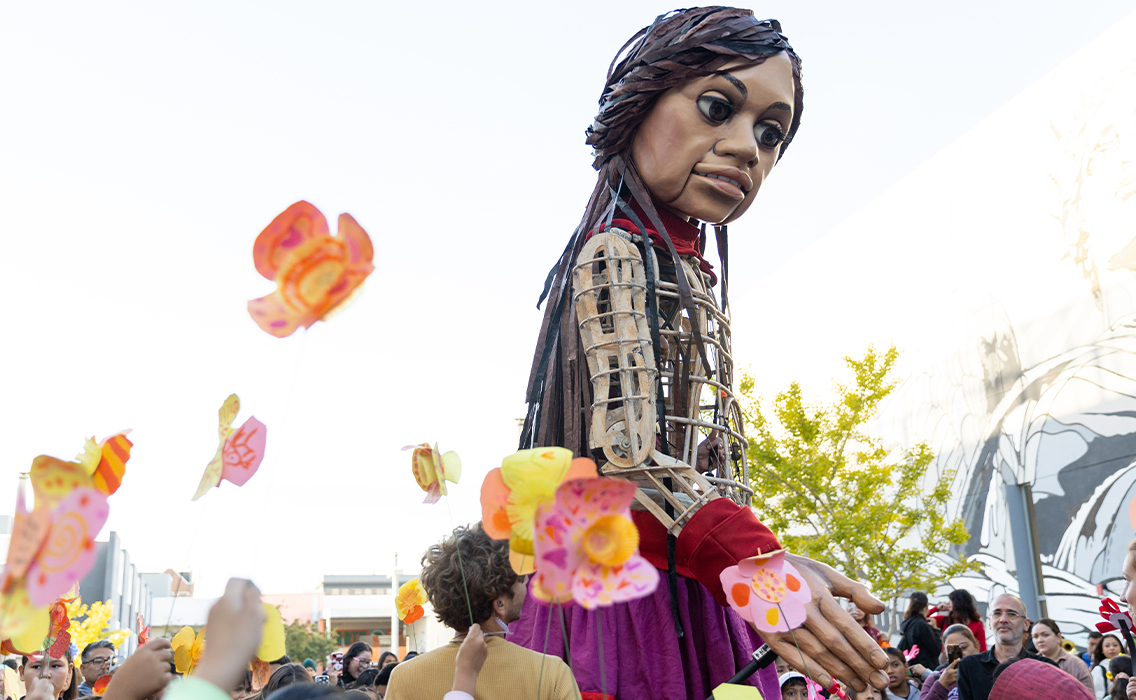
[571,228,751,534]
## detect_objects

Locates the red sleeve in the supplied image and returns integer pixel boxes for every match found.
[970,620,987,651]
[632,499,781,607]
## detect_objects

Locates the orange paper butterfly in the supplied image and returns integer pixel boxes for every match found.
[248,201,375,338]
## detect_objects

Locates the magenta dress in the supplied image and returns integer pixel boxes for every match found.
[507,573,781,700]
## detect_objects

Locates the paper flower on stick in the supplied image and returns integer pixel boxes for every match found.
[193,394,267,501]
[531,477,658,609]
[396,579,427,624]
[480,447,598,575]
[1097,598,1135,633]
[248,200,375,338]
[903,646,920,663]
[720,551,811,633]
[172,626,205,675]
[137,613,150,646]
[26,488,110,607]
[46,600,71,658]
[93,675,112,695]
[403,444,461,504]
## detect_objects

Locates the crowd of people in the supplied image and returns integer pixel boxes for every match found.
[6,531,1136,700]
[842,585,1131,700]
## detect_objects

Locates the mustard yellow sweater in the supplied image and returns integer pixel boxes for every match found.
[384,636,580,700]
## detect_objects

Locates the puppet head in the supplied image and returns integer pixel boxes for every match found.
[581,7,803,230]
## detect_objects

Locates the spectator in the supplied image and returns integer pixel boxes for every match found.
[1091,633,1124,699]
[375,654,397,670]
[856,685,884,700]
[78,641,116,696]
[301,660,317,679]
[941,591,987,652]
[399,654,417,663]
[883,647,923,700]
[851,602,888,646]
[1109,656,1132,700]
[101,638,175,700]
[957,594,1056,700]
[374,664,396,699]
[267,656,292,676]
[21,648,79,700]
[261,664,312,700]
[1029,618,1093,694]
[383,524,578,700]
[1084,632,1103,667]
[988,658,1093,700]
[779,672,811,700]
[920,624,981,700]
[332,644,371,688]
[900,593,943,671]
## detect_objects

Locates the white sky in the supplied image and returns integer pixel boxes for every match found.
[1,1,1133,598]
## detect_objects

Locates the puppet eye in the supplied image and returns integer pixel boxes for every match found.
[696,96,732,123]
[754,121,787,149]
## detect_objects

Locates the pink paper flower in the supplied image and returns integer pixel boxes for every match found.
[531,477,658,609]
[1097,597,1134,634]
[903,645,920,663]
[719,550,811,633]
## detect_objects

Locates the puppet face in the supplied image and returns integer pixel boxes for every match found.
[631,52,795,225]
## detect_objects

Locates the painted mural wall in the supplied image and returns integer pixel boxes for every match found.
[732,13,1136,639]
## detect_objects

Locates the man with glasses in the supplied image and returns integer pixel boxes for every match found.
[79,640,116,696]
[957,594,1055,700]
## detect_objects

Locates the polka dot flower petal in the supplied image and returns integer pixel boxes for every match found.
[719,550,811,633]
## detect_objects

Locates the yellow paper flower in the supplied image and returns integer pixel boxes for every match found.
[395,579,427,624]
[403,444,461,504]
[172,626,205,675]
[480,447,598,574]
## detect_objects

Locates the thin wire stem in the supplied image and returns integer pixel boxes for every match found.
[780,602,818,686]
[597,612,608,700]
[443,495,475,627]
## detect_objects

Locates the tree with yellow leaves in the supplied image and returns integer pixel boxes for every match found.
[66,597,129,667]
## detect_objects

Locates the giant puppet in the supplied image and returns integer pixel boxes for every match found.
[510,8,891,700]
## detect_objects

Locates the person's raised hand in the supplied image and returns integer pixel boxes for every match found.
[938,659,959,688]
[103,639,174,700]
[453,624,489,695]
[25,676,55,700]
[696,434,725,474]
[194,578,266,693]
[758,554,889,693]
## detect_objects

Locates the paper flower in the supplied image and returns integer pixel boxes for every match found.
[403,444,461,504]
[480,447,598,574]
[93,675,112,695]
[26,488,110,607]
[257,604,286,662]
[137,613,150,646]
[720,550,811,633]
[0,586,49,655]
[30,430,132,509]
[193,394,267,501]
[1098,598,1134,633]
[172,626,205,675]
[248,200,375,338]
[903,645,920,663]
[396,579,427,624]
[530,477,658,609]
[40,599,73,659]
[3,477,51,590]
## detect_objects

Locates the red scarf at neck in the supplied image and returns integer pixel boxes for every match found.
[595,199,717,284]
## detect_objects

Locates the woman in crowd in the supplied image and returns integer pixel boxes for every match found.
[1092,633,1124,699]
[21,649,79,700]
[899,592,942,672]
[1030,618,1093,695]
[375,654,397,670]
[260,664,312,700]
[332,643,372,688]
[1109,656,1132,700]
[851,602,888,646]
[919,624,981,700]
[940,590,986,652]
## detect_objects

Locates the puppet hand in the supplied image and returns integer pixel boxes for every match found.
[758,554,889,693]
[195,578,266,693]
[453,623,489,694]
[695,434,725,474]
[104,639,174,700]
